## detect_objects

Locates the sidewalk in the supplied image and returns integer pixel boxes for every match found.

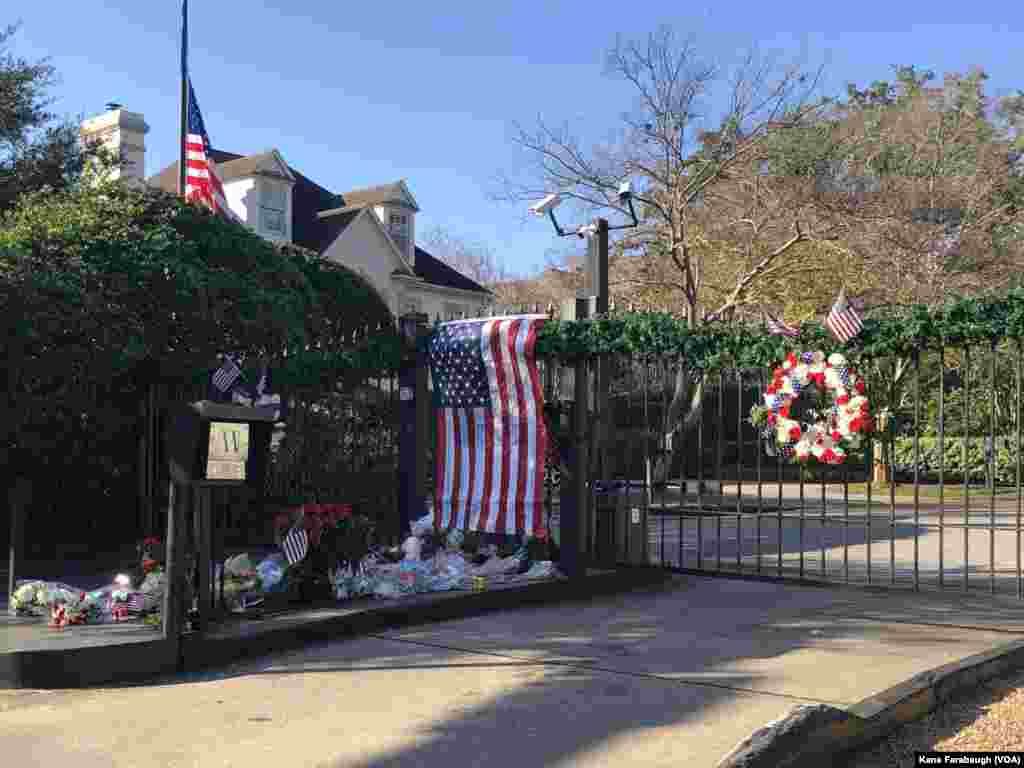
[4,574,1024,767]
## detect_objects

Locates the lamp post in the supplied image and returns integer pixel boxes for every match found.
[529,183,640,575]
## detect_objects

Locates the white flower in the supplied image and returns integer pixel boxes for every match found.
[828,353,847,367]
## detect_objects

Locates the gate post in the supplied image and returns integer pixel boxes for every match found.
[398,313,430,541]
[559,297,590,579]
[7,478,31,607]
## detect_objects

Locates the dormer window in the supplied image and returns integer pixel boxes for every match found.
[389,212,410,255]
[261,182,287,236]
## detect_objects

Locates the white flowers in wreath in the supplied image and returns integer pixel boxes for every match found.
[761,351,875,466]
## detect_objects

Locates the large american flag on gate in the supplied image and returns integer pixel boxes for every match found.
[428,316,549,537]
[185,80,233,217]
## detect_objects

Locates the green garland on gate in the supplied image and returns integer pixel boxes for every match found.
[532,289,1024,368]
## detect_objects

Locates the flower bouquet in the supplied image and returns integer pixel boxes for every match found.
[272,501,374,602]
[47,589,107,628]
[9,580,54,617]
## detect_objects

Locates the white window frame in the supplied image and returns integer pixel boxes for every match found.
[260,181,287,236]
[389,212,410,253]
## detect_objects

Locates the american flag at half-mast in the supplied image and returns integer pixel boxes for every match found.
[825,288,864,343]
[428,316,549,537]
[185,80,234,217]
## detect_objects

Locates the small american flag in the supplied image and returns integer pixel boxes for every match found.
[825,288,863,343]
[428,316,549,537]
[127,592,145,613]
[765,313,799,338]
[212,354,242,393]
[282,523,309,566]
[185,80,235,218]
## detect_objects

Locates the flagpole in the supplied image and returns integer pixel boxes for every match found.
[178,0,188,197]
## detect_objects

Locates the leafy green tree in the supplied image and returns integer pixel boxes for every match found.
[0,22,108,213]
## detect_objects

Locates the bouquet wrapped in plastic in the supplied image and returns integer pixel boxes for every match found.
[48,588,110,628]
[9,580,98,618]
[256,553,287,593]
[139,569,165,613]
[221,552,262,610]
[429,550,471,592]
[9,580,55,617]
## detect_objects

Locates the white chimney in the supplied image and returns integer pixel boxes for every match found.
[80,105,150,186]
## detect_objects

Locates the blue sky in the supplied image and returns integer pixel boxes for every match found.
[10,2,1022,276]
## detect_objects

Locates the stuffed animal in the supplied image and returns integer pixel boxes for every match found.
[401,535,422,561]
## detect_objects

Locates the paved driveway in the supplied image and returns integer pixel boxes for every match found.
[3,576,1024,767]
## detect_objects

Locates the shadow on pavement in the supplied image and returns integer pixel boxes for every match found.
[75,577,1024,768]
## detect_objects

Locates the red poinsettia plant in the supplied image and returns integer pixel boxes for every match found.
[272,502,354,548]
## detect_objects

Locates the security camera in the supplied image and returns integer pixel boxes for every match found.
[529,193,562,217]
[618,180,633,203]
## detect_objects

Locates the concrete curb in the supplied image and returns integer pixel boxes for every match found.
[181,567,672,673]
[716,637,1024,768]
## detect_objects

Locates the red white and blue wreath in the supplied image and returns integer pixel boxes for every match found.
[752,351,874,466]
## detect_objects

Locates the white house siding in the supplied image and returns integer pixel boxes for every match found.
[223,177,257,228]
[321,213,405,316]
[371,204,416,268]
[399,280,489,322]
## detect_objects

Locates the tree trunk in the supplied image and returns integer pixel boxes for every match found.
[652,366,704,484]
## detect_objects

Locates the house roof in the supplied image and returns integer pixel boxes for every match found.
[340,181,418,211]
[147,154,486,294]
[411,246,491,294]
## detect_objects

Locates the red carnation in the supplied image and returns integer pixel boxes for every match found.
[837,394,850,405]
[789,426,801,441]
[780,404,791,418]
[767,413,777,426]
[822,448,837,464]
[855,381,866,394]
[142,558,158,574]
[832,431,842,442]
[849,417,863,433]
[767,384,777,395]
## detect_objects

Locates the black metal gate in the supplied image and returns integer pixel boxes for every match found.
[541,342,1024,600]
